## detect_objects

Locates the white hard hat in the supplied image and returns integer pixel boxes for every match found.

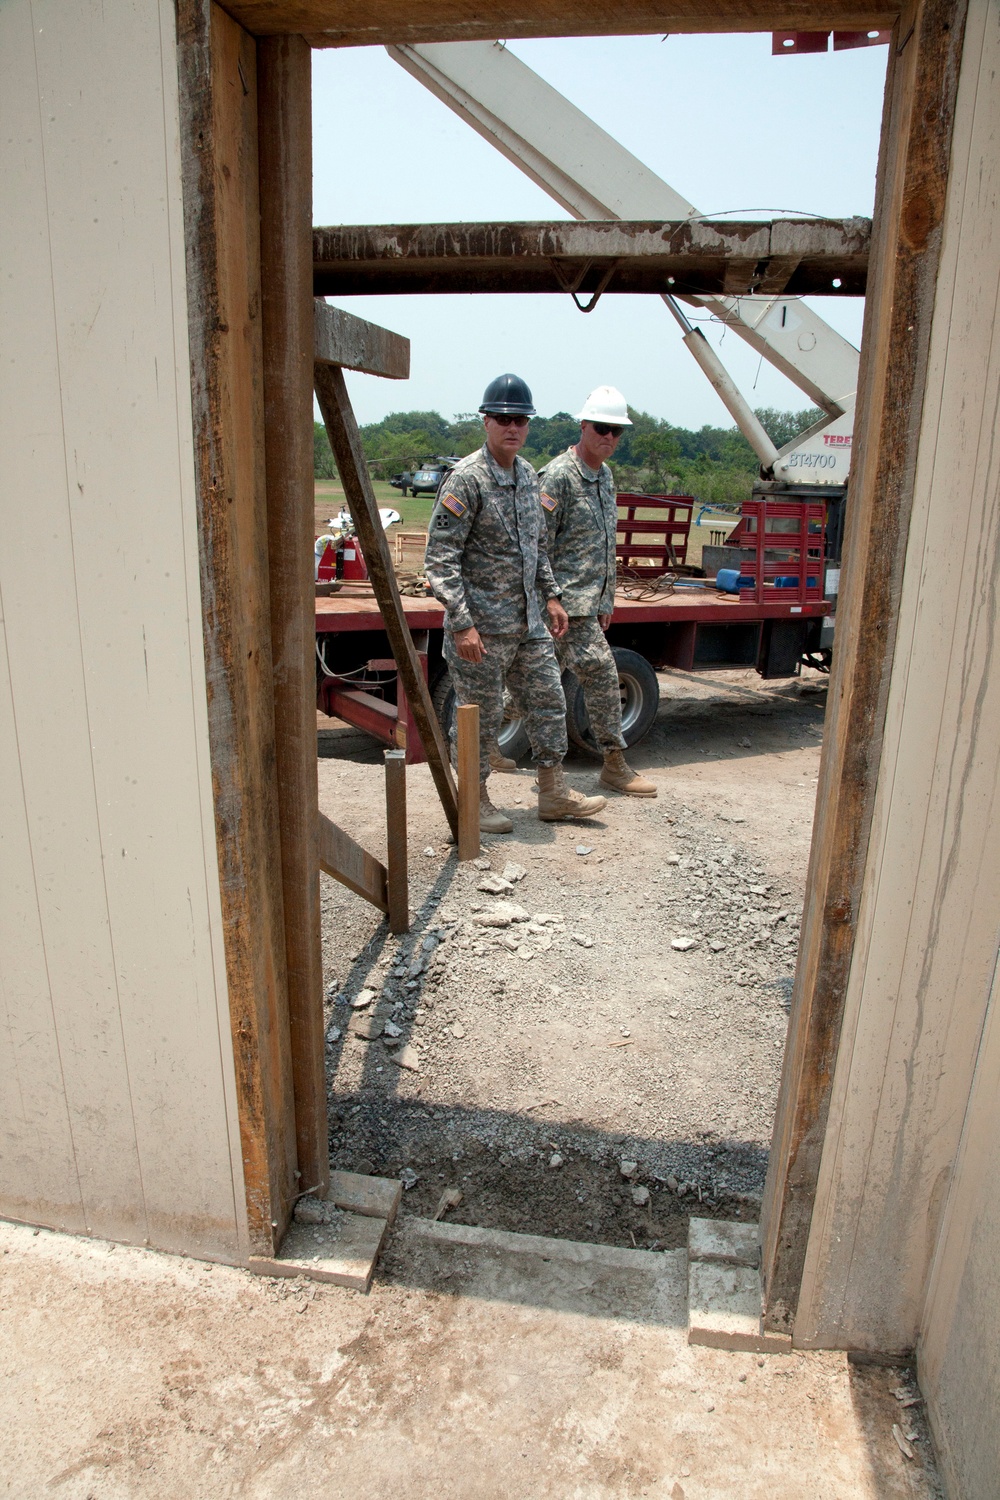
[575,385,632,426]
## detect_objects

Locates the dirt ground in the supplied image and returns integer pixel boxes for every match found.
[318,666,827,1248]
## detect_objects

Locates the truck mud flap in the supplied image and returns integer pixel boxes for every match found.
[757,618,818,679]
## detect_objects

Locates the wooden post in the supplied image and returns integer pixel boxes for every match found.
[176,0,297,1257]
[759,0,969,1335]
[456,703,480,862]
[314,363,459,839]
[257,32,328,1200]
[384,750,410,934]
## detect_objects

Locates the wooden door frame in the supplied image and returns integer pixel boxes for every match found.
[175,0,970,1325]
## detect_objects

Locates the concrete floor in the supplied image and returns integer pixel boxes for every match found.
[0,1215,939,1498]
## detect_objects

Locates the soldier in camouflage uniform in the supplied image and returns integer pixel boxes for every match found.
[539,385,657,797]
[424,373,607,832]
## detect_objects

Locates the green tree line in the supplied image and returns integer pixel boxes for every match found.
[314,405,822,509]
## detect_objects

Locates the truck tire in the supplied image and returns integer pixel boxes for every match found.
[429,669,531,764]
[564,647,660,759]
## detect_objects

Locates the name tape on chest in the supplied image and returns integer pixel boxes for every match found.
[441,491,467,518]
[540,491,558,512]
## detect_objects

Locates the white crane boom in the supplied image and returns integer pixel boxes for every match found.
[388,39,859,485]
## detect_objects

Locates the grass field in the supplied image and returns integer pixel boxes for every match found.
[314,479,434,533]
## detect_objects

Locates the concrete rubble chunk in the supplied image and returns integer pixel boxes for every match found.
[501,861,527,884]
[571,933,593,948]
[348,1014,384,1040]
[473,901,530,927]
[352,988,376,1009]
[478,873,514,894]
[390,1044,420,1072]
[620,1160,638,1179]
[671,937,698,951]
[293,1195,338,1226]
[892,1424,915,1460]
[631,1185,650,1206]
[689,1216,760,1268]
[532,913,564,925]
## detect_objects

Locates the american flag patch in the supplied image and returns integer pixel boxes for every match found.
[540,491,558,512]
[441,492,467,517]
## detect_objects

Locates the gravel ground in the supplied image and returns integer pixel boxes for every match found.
[318,667,827,1250]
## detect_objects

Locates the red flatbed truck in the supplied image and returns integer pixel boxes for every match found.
[315,493,831,764]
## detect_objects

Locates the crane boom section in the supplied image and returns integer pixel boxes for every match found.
[389,39,860,484]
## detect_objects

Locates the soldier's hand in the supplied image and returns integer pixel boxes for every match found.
[598,613,612,631]
[454,626,486,662]
[546,599,569,638]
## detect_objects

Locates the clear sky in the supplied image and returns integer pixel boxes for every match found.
[312,34,888,430]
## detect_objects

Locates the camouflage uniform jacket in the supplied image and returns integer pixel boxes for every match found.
[538,447,617,618]
[424,444,560,639]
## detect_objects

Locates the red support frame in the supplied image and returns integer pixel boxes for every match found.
[616,493,694,576]
[733,499,826,606]
[317,651,430,764]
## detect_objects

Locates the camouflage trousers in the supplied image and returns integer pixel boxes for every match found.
[443,631,567,781]
[553,616,626,753]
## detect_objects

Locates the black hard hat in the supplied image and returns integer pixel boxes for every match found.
[479,373,536,416]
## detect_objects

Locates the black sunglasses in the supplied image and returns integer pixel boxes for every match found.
[591,422,625,437]
[486,413,531,427]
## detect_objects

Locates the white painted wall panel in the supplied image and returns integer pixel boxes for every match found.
[920,956,1000,1499]
[796,0,1000,1356]
[0,0,245,1259]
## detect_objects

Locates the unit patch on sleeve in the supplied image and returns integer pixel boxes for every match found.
[441,492,467,518]
[540,491,558,512]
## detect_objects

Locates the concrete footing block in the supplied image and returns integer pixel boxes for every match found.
[688,1216,760,1268]
[249,1173,402,1291]
[687,1218,791,1354]
[328,1170,401,1224]
[249,1210,390,1292]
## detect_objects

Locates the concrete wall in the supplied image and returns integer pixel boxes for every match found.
[793,0,1000,1371]
[0,0,246,1260]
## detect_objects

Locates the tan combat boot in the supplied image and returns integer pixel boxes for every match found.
[600,749,658,797]
[488,745,518,772]
[480,782,513,834]
[536,764,607,822]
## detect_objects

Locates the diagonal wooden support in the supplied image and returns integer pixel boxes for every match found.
[314,360,459,839]
[317,812,388,913]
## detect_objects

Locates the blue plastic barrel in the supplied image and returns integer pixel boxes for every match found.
[717,568,753,592]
